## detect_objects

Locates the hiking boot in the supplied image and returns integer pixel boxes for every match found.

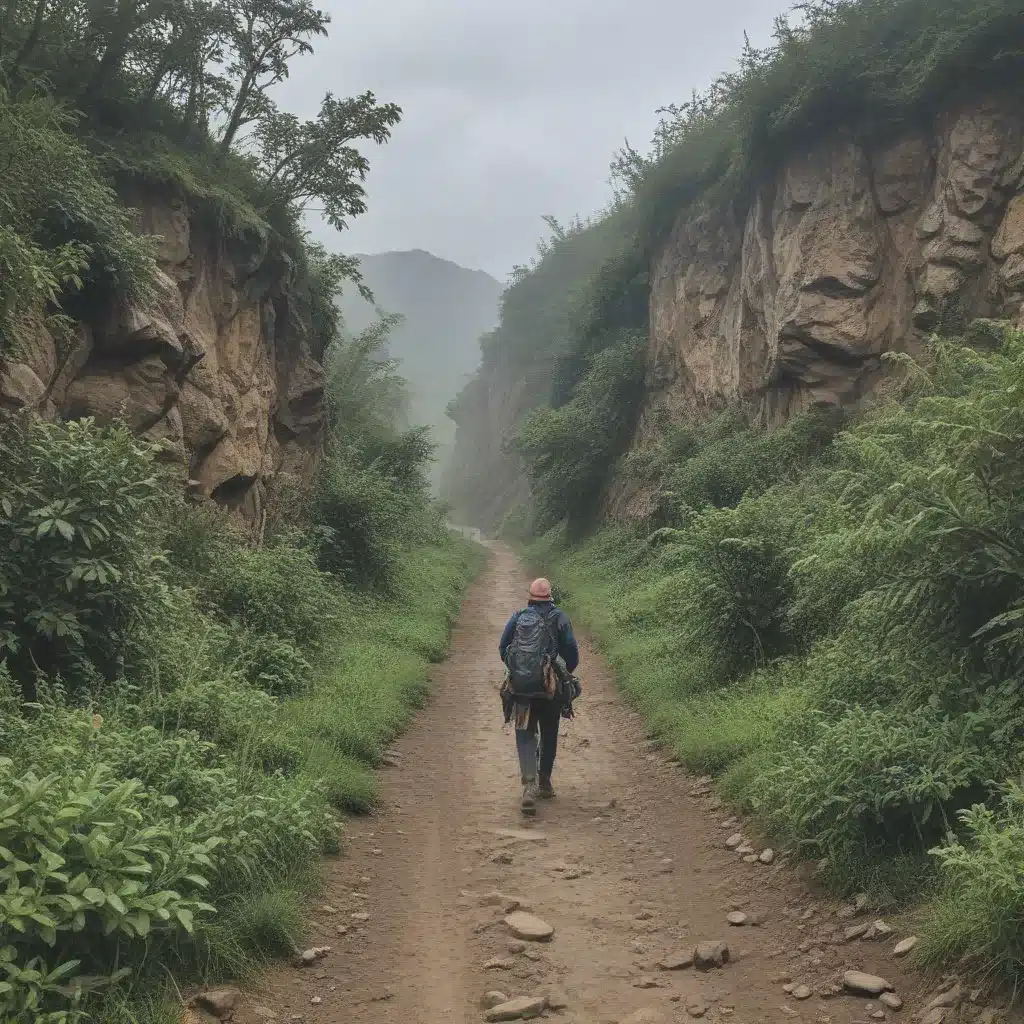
[537,776,555,799]
[520,780,538,816]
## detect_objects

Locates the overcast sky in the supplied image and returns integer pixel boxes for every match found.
[277,0,787,282]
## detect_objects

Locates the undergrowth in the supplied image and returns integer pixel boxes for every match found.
[527,324,1024,985]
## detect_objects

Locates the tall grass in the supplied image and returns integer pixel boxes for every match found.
[528,325,1024,985]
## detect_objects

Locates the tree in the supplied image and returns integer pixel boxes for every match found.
[253,91,402,228]
[219,0,328,152]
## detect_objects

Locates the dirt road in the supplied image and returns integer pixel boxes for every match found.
[246,544,918,1024]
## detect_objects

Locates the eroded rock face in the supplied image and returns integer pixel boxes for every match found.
[640,92,1024,451]
[1,186,325,527]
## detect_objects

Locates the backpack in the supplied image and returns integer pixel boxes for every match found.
[504,606,559,696]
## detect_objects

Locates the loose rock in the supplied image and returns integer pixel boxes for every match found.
[505,911,554,941]
[736,845,755,856]
[351,912,370,922]
[726,912,748,926]
[484,995,548,1021]
[542,986,570,1011]
[893,936,918,958]
[725,833,744,849]
[759,849,775,864]
[872,1013,887,1020]
[843,971,894,996]
[618,1011,667,1024]
[694,940,730,970]
[743,854,759,864]
[845,924,870,942]
[195,989,241,1018]
[481,992,509,1010]
[633,975,661,989]
[686,998,708,1018]
[657,950,694,971]
[485,957,516,970]
[880,993,903,1011]
[873,920,894,938]
[793,986,813,1001]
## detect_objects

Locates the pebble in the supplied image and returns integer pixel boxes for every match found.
[484,996,548,1021]
[195,989,241,1017]
[633,975,662,989]
[351,912,370,922]
[484,957,515,970]
[694,940,730,970]
[743,854,759,864]
[310,997,322,1006]
[759,849,775,864]
[880,993,903,1011]
[725,833,744,849]
[872,1012,887,1020]
[793,986,813,1001]
[508,941,526,954]
[736,845,755,856]
[845,923,870,942]
[686,998,708,1018]
[335,925,348,936]
[893,936,918,958]
[492,851,515,865]
[657,950,694,970]
[619,1011,667,1024]
[481,992,509,1010]
[727,912,748,926]
[542,986,570,1010]
[843,971,894,996]
[873,920,895,938]
[505,911,554,941]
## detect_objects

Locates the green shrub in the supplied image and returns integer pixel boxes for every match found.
[0,417,167,696]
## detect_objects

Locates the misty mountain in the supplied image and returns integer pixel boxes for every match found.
[335,250,503,487]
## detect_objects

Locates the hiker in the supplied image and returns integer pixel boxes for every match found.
[499,577,580,815]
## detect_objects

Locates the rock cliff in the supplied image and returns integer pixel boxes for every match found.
[640,92,1024,442]
[0,184,326,529]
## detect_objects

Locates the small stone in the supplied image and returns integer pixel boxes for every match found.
[195,988,241,1018]
[759,849,776,864]
[843,971,894,996]
[618,1011,667,1024]
[505,911,554,941]
[686,998,708,1018]
[310,997,322,1006]
[873,1013,887,1020]
[893,936,918,958]
[481,992,509,1010]
[492,851,515,865]
[793,986,813,1001]
[725,833,744,849]
[369,848,382,856]
[484,995,548,1021]
[743,854,759,864]
[335,924,348,936]
[298,949,317,966]
[658,950,694,971]
[845,924,870,942]
[925,985,963,1011]
[543,986,570,1010]
[633,975,661,989]
[880,993,903,1011]
[873,920,894,938]
[484,957,515,970]
[694,940,730,970]
[726,911,748,926]
[509,941,526,954]
[736,845,755,855]
[783,984,796,994]
[351,912,370,922]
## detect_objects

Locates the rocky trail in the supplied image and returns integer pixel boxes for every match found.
[195,544,949,1024]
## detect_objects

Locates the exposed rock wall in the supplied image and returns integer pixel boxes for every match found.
[0,186,326,528]
[639,92,1024,446]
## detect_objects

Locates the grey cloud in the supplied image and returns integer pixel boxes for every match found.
[279,0,786,278]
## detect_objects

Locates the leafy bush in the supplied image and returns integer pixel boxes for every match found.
[0,417,167,696]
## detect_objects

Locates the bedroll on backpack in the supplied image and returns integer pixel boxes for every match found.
[505,607,558,697]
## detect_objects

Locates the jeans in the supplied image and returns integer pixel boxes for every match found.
[515,699,561,782]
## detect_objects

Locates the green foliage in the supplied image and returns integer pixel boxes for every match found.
[0,417,167,694]
[513,333,646,534]
[533,325,1024,981]
[0,92,155,347]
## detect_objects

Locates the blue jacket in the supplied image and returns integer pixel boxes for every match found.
[499,600,579,673]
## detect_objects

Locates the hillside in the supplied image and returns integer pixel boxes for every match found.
[445,0,1024,992]
[335,250,502,486]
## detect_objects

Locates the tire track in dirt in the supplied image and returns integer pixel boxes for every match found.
[241,543,921,1024]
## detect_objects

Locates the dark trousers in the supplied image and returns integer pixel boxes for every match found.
[515,698,561,781]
